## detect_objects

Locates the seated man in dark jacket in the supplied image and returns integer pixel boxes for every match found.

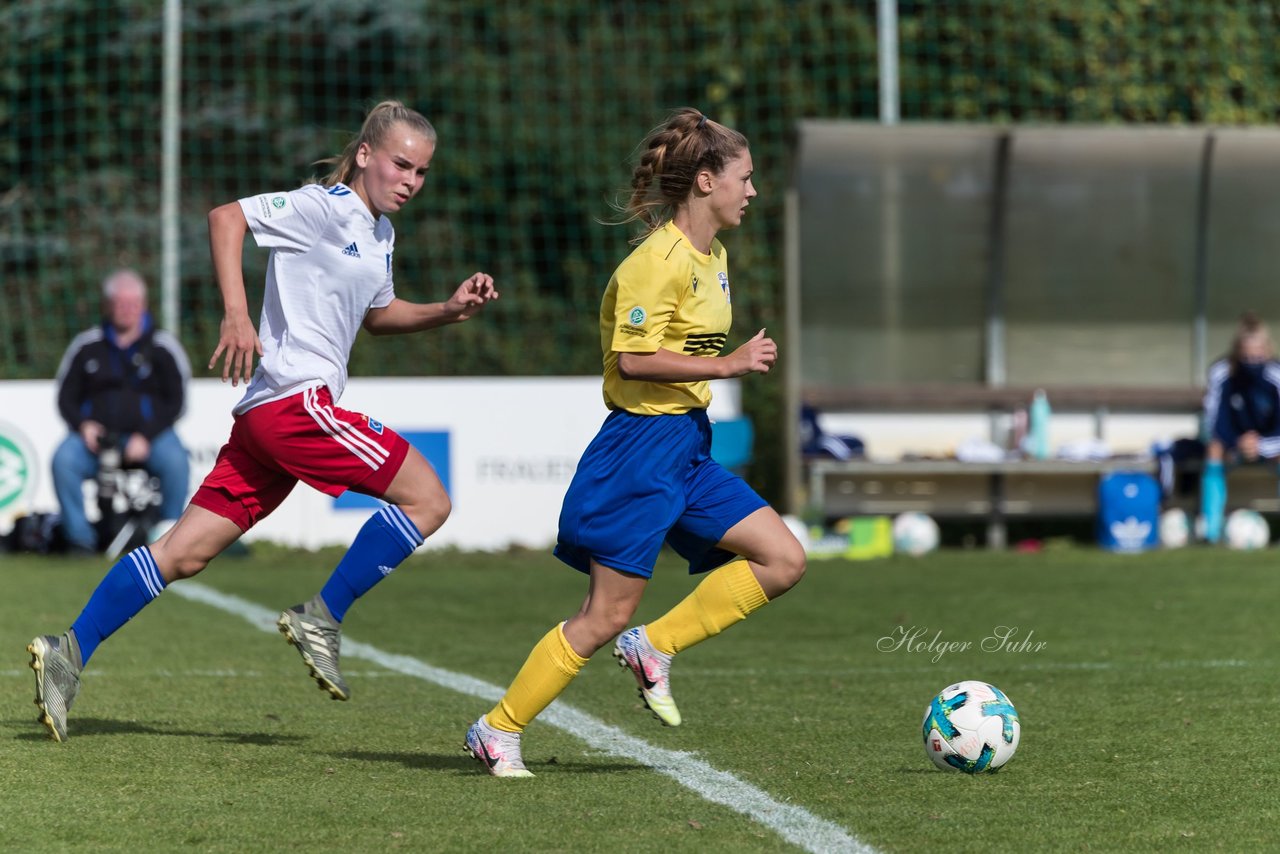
[53,269,191,552]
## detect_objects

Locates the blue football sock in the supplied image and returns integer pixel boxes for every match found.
[320,505,424,623]
[1201,460,1226,544]
[70,547,166,667]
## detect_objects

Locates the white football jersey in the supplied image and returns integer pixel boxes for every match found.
[233,183,395,415]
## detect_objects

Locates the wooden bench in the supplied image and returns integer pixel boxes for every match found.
[802,383,1205,413]
[795,384,1214,547]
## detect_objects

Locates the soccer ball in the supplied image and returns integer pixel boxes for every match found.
[893,511,940,556]
[922,681,1020,773]
[1158,508,1190,549]
[1225,509,1270,550]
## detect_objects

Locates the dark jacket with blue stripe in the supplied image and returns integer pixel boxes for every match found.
[1203,357,1280,458]
[56,314,191,440]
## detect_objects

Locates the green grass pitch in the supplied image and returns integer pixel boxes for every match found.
[2,543,1279,852]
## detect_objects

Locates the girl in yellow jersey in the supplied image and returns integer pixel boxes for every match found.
[466,108,806,777]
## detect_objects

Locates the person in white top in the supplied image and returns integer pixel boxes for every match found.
[26,100,497,743]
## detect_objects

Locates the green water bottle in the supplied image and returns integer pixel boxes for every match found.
[1028,389,1051,460]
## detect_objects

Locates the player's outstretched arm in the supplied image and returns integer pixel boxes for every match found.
[617,328,777,382]
[362,272,499,335]
[207,202,264,386]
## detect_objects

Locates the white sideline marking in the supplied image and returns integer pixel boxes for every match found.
[0,669,413,679]
[171,582,874,854]
[2,658,1254,682]
[686,659,1255,677]
[1,659,1255,682]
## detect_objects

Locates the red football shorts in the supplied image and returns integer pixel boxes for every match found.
[190,385,410,532]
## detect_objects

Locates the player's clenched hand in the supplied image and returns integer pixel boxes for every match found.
[209,311,263,386]
[723,328,778,376]
[444,272,499,321]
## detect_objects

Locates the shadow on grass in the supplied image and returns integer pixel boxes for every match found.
[332,749,641,775]
[6,717,308,745]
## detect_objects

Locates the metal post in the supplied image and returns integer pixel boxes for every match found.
[1192,131,1215,384]
[160,0,181,333]
[984,131,1012,447]
[988,473,1007,550]
[878,0,900,125]
[984,132,1011,388]
[878,1,902,377]
[784,180,802,514]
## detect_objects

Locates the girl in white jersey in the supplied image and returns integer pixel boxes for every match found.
[27,100,497,743]
[465,108,805,777]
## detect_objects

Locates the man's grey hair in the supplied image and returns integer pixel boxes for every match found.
[101,268,148,301]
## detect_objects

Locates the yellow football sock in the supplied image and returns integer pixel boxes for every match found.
[644,559,769,656]
[487,622,589,733]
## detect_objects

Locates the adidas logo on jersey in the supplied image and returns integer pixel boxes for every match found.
[342,242,361,258]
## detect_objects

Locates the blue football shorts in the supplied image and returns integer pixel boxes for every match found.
[554,408,767,578]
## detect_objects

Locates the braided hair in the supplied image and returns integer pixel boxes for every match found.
[616,107,748,240]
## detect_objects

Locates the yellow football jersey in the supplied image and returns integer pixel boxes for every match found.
[599,221,733,415]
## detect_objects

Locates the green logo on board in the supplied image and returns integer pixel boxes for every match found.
[0,426,35,512]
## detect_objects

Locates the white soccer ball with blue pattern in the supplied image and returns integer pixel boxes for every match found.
[1225,509,1270,551]
[922,680,1020,773]
[892,511,940,556]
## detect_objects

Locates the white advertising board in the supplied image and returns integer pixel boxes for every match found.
[0,377,741,551]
